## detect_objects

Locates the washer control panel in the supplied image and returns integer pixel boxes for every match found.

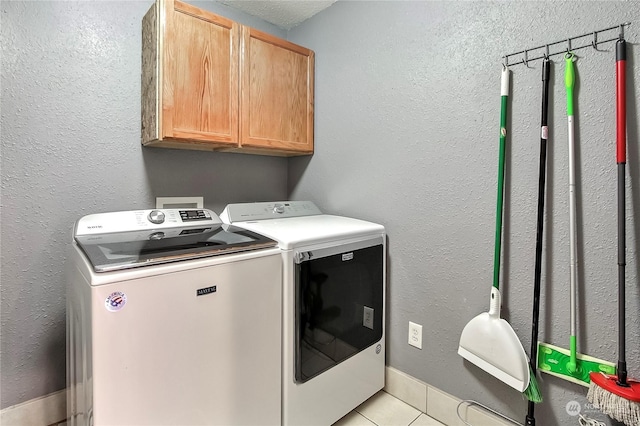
[75,209,220,235]
[221,201,322,223]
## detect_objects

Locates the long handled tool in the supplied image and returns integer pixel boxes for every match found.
[459,67,540,402]
[537,54,615,387]
[566,52,579,376]
[525,57,551,426]
[587,37,640,426]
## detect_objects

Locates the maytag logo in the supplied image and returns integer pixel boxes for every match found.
[342,252,354,261]
[88,225,103,229]
[196,286,217,296]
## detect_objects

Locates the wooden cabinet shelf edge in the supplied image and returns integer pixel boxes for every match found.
[141,0,314,157]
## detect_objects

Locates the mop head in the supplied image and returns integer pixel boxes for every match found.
[537,341,616,387]
[587,373,640,425]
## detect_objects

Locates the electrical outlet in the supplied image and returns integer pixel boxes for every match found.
[363,306,374,329]
[408,321,422,349]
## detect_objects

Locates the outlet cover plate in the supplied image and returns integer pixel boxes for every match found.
[409,321,422,349]
[363,306,374,329]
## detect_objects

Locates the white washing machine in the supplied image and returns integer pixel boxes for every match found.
[67,208,282,426]
[221,201,386,426]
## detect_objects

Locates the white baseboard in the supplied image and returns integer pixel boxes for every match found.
[4,371,508,426]
[384,366,512,426]
[0,389,66,426]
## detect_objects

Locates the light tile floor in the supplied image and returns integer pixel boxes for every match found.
[333,391,446,426]
[53,391,445,426]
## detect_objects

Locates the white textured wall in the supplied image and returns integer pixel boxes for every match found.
[289,1,640,424]
[0,1,287,409]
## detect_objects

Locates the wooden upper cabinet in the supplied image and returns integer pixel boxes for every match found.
[240,27,314,155]
[142,0,239,150]
[142,0,315,156]
[164,1,239,144]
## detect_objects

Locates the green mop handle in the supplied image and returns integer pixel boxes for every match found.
[493,67,509,290]
[565,52,578,374]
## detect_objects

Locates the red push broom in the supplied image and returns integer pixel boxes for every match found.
[587,37,640,426]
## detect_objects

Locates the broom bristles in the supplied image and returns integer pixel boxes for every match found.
[523,366,542,403]
[587,381,640,426]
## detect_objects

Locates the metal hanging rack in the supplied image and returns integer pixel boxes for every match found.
[503,22,631,67]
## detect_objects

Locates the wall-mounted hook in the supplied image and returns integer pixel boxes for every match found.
[523,50,531,68]
[501,22,631,68]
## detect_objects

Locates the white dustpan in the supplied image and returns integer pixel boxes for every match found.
[459,67,531,393]
[458,287,530,392]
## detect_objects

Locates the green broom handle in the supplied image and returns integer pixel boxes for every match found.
[565,53,578,375]
[494,67,509,290]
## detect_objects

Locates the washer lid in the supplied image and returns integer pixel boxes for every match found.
[74,209,276,272]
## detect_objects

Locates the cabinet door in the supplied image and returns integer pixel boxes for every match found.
[162,0,239,146]
[240,27,314,154]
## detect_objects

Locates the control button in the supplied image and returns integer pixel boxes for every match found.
[273,204,285,214]
[148,231,165,240]
[148,210,165,224]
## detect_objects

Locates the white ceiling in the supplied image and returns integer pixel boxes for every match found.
[219,0,337,30]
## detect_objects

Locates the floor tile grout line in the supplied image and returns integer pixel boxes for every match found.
[356,410,379,426]
[406,412,423,426]
[355,396,427,426]
[358,410,423,426]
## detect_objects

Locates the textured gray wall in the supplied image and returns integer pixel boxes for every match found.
[288,1,640,424]
[0,1,287,409]
[3,0,640,423]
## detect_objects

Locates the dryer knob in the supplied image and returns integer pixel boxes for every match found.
[148,210,165,224]
[273,204,285,214]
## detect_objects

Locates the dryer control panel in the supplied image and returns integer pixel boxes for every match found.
[221,201,322,223]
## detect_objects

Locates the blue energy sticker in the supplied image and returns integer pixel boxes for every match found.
[105,291,127,312]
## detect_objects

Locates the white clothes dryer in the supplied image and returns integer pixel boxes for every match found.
[67,208,282,426]
[221,201,386,426]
